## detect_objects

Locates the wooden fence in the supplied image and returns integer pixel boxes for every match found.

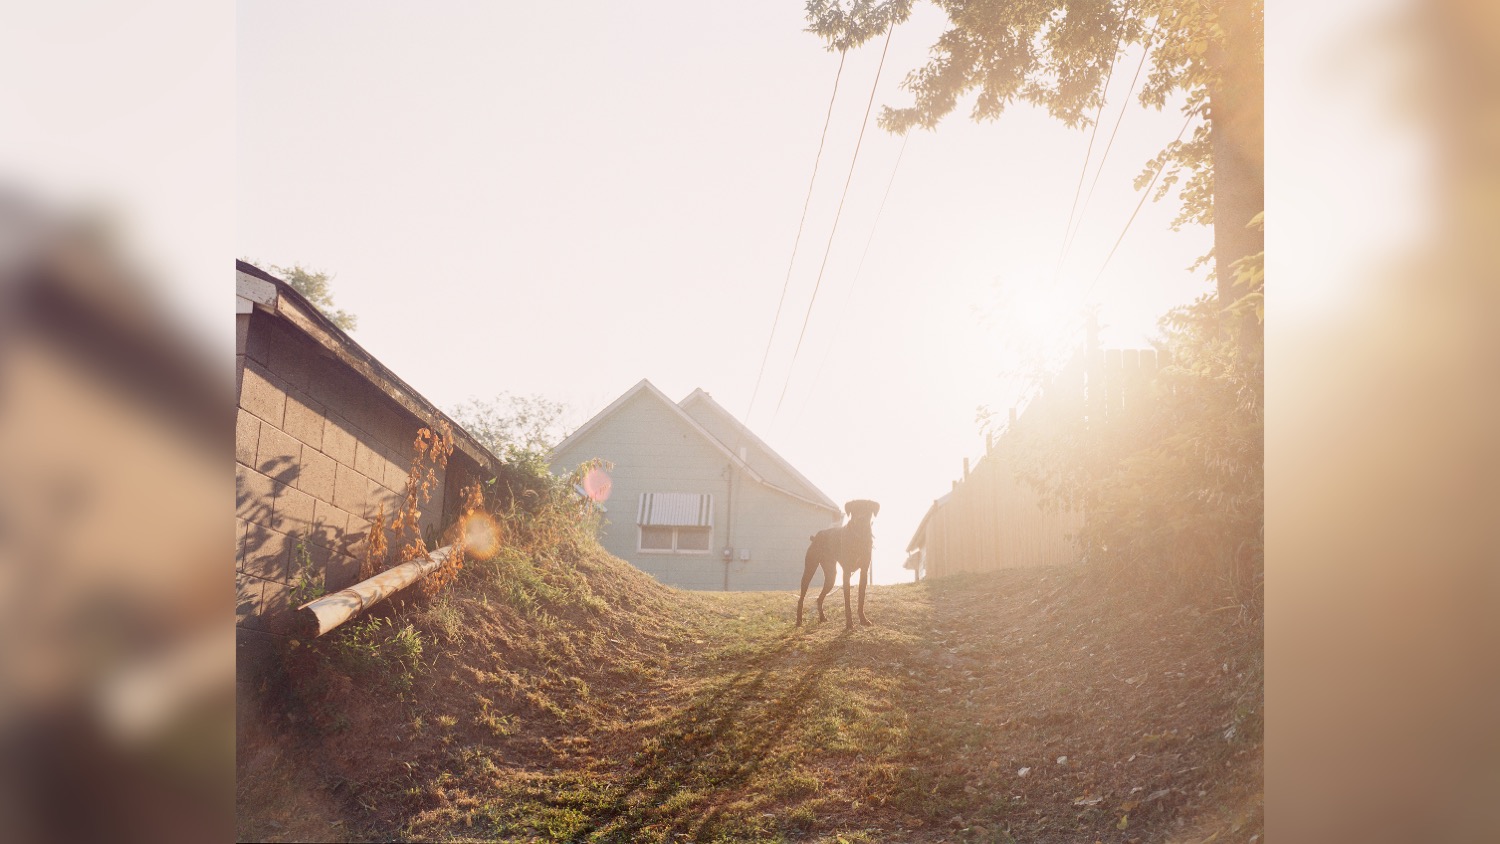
[909,342,1164,577]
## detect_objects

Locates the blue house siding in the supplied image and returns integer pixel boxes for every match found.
[551,380,841,591]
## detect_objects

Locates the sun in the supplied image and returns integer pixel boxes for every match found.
[981,274,1085,376]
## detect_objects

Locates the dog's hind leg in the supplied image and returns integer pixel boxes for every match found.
[795,558,820,626]
[864,563,876,623]
[814,560,836,622]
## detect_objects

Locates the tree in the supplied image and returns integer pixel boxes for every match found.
[1011,292,1263,610]
[449,392,569,460]
[805,0,1263,336]
[272,264,359,332]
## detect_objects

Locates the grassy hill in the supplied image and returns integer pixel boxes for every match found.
[237,538,1261,843]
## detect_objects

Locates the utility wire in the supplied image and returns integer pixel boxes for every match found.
[1009,103,1189,427]
[772,22,896,419]
[746,49,849,420]
[790,132,909,425]
[1060,37,1154,266]
[1080,112,1196,302]
[1052,43,1121,285]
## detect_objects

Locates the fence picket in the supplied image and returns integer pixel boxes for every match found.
[912,344,1156,575]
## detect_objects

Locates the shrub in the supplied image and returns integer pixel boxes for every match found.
[1015,294,1263,612]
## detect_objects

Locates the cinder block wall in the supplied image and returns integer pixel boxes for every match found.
[235,310,447,637]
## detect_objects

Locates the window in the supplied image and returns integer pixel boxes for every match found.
[637,492,713,555]
[675,527,711,552]
[640,526,675,551]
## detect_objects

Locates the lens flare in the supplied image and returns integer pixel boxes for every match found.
[582,467,612,502]
[461,513,501,560]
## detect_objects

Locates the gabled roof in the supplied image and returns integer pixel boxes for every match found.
[237,260,500,471]
[553,379,839,515]
[677,388,839,512]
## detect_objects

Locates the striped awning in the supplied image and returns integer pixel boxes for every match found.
[637,492,714,527]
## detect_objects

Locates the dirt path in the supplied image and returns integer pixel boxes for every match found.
[624,569,1264,843]
[240,565,1261,843]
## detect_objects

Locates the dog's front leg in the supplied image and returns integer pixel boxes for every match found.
[842,568,855,630]
[796,561,818,626]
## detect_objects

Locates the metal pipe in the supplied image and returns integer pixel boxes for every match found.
[723,461,734,591]
[295,545,454,637]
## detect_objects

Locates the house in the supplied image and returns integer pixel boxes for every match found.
[905,492,950,581]
[549,379,842,591]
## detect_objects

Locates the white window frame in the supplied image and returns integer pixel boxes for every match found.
[637,524,714,555]
[637,492,714,556]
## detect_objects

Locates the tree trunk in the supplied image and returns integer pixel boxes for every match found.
[1209,0,1265,342]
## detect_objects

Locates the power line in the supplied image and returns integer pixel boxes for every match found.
[1059,38,1154,267]
[1052,42,1121,285]
[746,49,849,420]
[1014,108,1191,416]
[1080,112,1196,303]
[790,132,909,425]
[772,22,896,419]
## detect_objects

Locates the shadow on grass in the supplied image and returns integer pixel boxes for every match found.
[502,625,878,843]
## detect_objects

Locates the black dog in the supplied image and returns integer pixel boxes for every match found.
[796,499,880,629]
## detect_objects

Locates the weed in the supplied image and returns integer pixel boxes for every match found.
[359,504,389,581]
[329,615,425,695]
[287,540,326,608]
[475,706,515,738]
[418,596,464,643]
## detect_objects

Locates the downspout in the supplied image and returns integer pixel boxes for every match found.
[722,460,734,591]
[294,545,456,637]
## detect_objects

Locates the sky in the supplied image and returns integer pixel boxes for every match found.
[238,1,1212,585]
[15,3,1500,833]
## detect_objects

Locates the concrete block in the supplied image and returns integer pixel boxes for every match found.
[322,415,358,466]
[289,541,329,591]
[368,477,403,523]
[383,453,410,492]
[310,499,349,550]
[254,425,302,483]
[239,363,286,428]
[373,406,419,454]
[235,410,260,468]
[236,312,250,356]
[353,438,381,479]
[312,364,362,420]
[296,447,336,503]
[283,391,326,450]
[267,330,313,391]
[259,575,291,618]
[241,523,290,582]
[236,572,259,627]
[326,553,361,591]
[333,462,366,514]
[343,514,371,560]
[274,484,316,538]
[243,313,271,365]
[235,465,277,527]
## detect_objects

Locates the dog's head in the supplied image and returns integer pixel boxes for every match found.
[844,499,880,523]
